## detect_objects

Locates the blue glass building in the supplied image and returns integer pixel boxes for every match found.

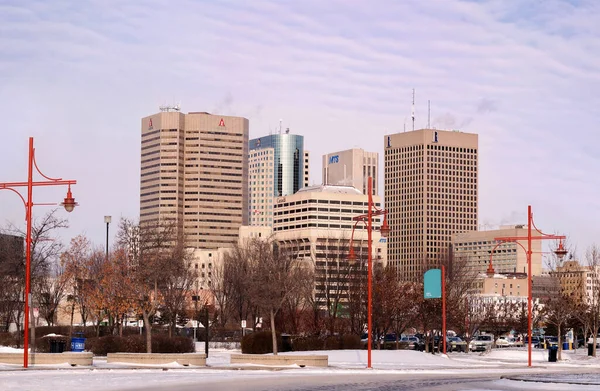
[249,133,304,197]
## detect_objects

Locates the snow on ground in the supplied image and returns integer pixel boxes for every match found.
[1,346,600,390]
[0,346,24,353]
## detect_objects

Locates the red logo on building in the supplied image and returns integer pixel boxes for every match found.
[218,118,225,127]
[148,118,153,130]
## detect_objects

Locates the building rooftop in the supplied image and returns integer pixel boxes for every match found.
[296,184,363,195]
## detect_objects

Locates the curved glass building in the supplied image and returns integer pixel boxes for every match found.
[248,133,308,226]
[250,133,305,197]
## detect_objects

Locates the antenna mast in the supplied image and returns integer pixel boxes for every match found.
[279,119,283,135]
[411,88,415,131]
[428,100,431,129]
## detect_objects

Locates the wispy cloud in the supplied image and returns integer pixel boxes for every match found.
[1,0,599,252]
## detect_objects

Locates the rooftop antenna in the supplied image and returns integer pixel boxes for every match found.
[279,119,283,135]
[411,88,415,131]
[403,117,406,133]
[428,100,431,129]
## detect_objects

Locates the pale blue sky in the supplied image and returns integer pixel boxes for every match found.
[1,0,599,259]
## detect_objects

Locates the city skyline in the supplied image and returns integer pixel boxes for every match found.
[1,1,599,256]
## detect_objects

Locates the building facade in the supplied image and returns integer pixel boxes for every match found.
[140,109,249,249]
[322,148,379,196]
[451,225,543,277]
[551,260,587,304]
[384,128,478,281]
[248,147,275,226]
[273,185,386,310]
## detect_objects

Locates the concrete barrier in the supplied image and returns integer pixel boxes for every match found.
[0,352,93,366]
[230,354,328,367]
[106,353,206,366]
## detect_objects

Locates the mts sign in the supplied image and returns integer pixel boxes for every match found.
[328,155,339,164]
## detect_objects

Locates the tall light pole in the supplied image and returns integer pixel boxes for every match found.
[488,205,566,367]
[0,137,78,368]
[348,176,389,369]
[104,216,112,260]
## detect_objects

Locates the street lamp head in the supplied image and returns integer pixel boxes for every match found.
[104,215,112,224]
[554,240,568,261]
[60,185,78,213]
[380,214,390,238]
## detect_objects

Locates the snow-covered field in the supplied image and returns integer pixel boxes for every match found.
[1,345,600,390]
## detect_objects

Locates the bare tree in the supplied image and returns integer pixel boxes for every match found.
[584,244,600,356]
[33,259,69,326]
[159,239,198,337]
[546,241,580,360]
[246,238,307,355]
[222,243,256,329]
[117,218,182,353]
[0,233,24,335]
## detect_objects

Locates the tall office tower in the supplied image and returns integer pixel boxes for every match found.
[384,129,478,281]
[248,133,306,226]
[322,148,379,196]
[140,108,249,249]
[248,147,275,226]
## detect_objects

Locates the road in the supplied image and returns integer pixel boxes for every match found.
[141,370,600,391]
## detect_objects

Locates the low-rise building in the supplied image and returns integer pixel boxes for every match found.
[273,184,386,310]
[452,226,543,277]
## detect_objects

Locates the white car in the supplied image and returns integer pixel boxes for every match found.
[495,336,510,347]
[469,335,494,352]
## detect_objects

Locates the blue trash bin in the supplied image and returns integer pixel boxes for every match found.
[563,341,569,351]
[71,333,86,352]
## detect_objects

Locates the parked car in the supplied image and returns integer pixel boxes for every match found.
[400,335,420,349]
[545,336,559,347]
[524,336,541,347]
[496,336,511,348]
[496,336,522,348]
[587,335,600,348]
[447,336,467,352]
[469,335,494,352]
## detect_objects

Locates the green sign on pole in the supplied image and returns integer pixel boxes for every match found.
[424,269,442,299]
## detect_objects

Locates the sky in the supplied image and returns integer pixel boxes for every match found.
[1,0,600,259]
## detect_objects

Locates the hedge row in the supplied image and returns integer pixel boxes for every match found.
[241,332,361,354]
[86,335,195,356]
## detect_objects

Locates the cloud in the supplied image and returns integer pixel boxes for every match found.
[0,0,599,252]
[476,98,498,114]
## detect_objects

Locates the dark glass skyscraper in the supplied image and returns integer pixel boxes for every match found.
[249,133,305,197]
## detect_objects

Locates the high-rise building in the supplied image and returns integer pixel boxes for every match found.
[384,128,478,281]
[140,109,249,249]
[322,148,378,196]
[248,147,275,226]
[248,133,308,226]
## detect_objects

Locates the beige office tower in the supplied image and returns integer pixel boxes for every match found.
[384,129,478,281]
[323,148,378,196]
[140,109,249,249]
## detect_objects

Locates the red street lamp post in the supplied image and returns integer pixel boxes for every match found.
[0,137,78,368]
[487,205,566,367]
[348,176,389,369]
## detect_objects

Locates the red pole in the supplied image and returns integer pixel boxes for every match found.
[442,265,447,355]
[527,205,532,367]
[367,176,373,369]
[24,137,34,368]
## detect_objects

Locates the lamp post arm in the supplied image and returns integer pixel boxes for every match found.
[0,187,28,214]
[32,148,63,182]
